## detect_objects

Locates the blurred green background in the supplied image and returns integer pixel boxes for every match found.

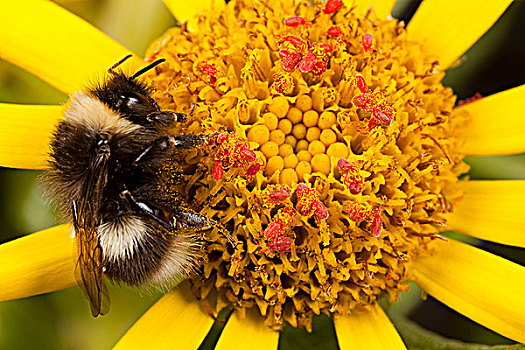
[0,0,524,349]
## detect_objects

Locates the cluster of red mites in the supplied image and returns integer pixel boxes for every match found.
[208,133,261,181]
[259,183,329,254]
[275,0,344,77]
[276,34,333,76]
[347,202,382,237]
[337,159,363,194]
[196,61,219,86]
[352,73,395,130]
[260,207,296,254]
[296,183,329,220]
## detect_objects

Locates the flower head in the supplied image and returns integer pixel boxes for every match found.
[141,0,473,331]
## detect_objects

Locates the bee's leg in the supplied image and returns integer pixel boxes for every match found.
[173,209,215,230]
[120,189,174,231]
[171,133,216,149]
[133,133,215,165]
[146,111,186,128]
[146,102,194,127]
[173,209,237,246]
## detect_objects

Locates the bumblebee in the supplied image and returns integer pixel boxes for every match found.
[42,55,213,316]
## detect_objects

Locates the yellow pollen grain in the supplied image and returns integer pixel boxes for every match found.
[260,141,279,159]
[265,155,284,176]
[318,111,336,129]
[295,139,309,151]
[311,153,331,175]
[279,143,294,158]
[263,112,278,130]
[326,142,350,159]
[270,129,286,145]
[292,123,307,139]
[308,140,326,156]
[286,107,303,124]
[284,135,297,148]
[297,150,312,162]
[306,127,321,142]
[280,168,298,186]
[296,94,313,112]
[320,129,337,146]
[268,96,289,118]
[283,154,299,169]
[247,125,270,145]
[296,161,312,181]
[278,119,293,135]
[303,110,319,127]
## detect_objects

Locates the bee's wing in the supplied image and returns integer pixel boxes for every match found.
[72,154,111,317]
[73,213,110,317]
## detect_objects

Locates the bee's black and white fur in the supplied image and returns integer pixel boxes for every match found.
[42,58,212,311]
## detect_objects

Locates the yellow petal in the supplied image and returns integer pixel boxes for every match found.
[114,281,214,349]
[457,85,525,156]
[407,1,513,69]
[0,1,142,94]
[352,0,396,18]
[215,308,279,350]
[0,104,62,170]
[334,303,407,350]
[0,225,76,302]
[448,180,525,248]
[412,238,525,343]
[163,0,225,23]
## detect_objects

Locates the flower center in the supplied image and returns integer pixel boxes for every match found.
[144,0,469,330]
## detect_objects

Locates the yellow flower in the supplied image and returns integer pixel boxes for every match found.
[0,0,524,349]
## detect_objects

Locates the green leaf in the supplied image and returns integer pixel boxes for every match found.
[391,315,524,350]
[279,315,338,350]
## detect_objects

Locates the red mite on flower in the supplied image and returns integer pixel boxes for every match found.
[337,158,364,194]
[263,207,296,240]
[370,212,382,237]
[327,26,344,38]
[276,35,308,71]
[262,184,292,208]
[362,33,373,52]
[284,16,306,27]
[298,51,317,73]
[347,202,383,237]
[195,60,219,86]
[296,182,329,221]
[208,132,259,181]
[352,74,395,130]
[322,0,343,14]
[245,159,264,180]
[260,236,293,254]
[355,74,368,94]
[260,207,297,255]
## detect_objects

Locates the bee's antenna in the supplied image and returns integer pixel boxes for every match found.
[108,54,133,74]
[131,59,166,80]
